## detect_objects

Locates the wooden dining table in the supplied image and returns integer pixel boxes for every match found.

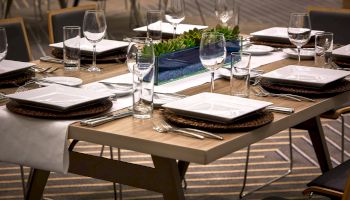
[1,58,348,200]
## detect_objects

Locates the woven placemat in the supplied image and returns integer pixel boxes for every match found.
[0,70,34,88]
[51,48,126,64]
[162,109,274,132]
[334,60,350,68]
[6,99,113,119]
[260,79,350,98]
[250,37,314,48]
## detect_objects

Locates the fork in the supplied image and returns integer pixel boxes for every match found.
[255,86,315,102]
[153,119,204,140]
[31,66,52,73]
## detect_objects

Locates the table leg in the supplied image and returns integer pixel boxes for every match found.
[294,116,332,172]
[25,169,50,200]
[68,151,185,200]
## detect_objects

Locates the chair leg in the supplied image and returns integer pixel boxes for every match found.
[341,114,345,163]
[109,146,118,200]
[100,145,105,157]
[118,148,123,200]
[239,129,293,199]
[20,165,26,198]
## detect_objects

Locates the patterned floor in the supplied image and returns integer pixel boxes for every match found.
[0,0,348,199]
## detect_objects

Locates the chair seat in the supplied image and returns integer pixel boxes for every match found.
[307,159,350,192]
[321,102,350,119]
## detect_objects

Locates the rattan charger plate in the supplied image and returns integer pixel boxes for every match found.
[250,38,314,48]
[260,79,350,98]
[162,109,274,132]
[6,99,113,119]
[0,70,34,88]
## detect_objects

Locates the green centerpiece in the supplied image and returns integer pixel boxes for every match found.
[154,26,240,85]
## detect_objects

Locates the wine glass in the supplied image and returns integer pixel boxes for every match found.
[288,13,311,64]
[126,37,154,73]
[215,0,237,27]
[199,32,226,93]
[0,27,7,62]
[83,10,107,72]
[165,0,185,39]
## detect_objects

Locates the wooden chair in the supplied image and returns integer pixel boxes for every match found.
[263,160,350,200]
[303,159,350,199]
[48,4,96,44]
[308,7,350,45]
[0,17,32,61]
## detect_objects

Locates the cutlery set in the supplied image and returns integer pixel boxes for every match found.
[31,66,58,73]
[253,85,315,102]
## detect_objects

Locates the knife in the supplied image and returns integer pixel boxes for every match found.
[80,110,133,127]
[266,106,294,114]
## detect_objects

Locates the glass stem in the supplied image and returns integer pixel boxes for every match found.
[297,47,301,64]
[173,24,177,39]
[93,44,97,67]
[210,71,215,93]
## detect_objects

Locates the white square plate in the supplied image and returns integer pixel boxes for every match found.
[162,92,272,123]
[49,38,129,55]
[250,27,322,43]
[0,60,35,77]
[261,65,350,88]
[133,22,208,35]
[333,44,350,59]
[7,85,112,111]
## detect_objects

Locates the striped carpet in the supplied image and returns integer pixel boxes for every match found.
[1,0,348,199]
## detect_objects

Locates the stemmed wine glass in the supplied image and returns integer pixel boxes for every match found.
[83,10,107,72]
[215,0,237,27]
[0,27,7,62]
[165,0,185,39]
[288,13,311,64]
[199,32,226,93]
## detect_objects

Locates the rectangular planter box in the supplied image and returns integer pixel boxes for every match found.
[154,40,240,85]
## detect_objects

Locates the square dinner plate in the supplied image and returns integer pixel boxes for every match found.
[333,44,350,59]
[162,92,272,123]
[250,27,322,43]
[0,60,35,77]
[7,85,112,111]
[261,65,350,88]
[133,22,208,35]
[49,38,129,55]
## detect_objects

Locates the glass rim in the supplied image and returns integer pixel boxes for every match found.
[63,26,81,30]
[85,9,104,13]
[315,31,333,36]
[147,10,162,14]
[202,32,225,36]
[231,52,251,56]
[289,12,309,16]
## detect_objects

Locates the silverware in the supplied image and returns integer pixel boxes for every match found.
[255,86,315,102]
[153,119,204,140]
[40,56,64,64]
[266,106,294,114]
[31,66,52,73]
[32,77,73,87]
[80,110,133,127]
[99,81,133,87]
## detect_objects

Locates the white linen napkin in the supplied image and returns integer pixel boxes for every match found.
[0,106,72,173]
[250,51,287,69]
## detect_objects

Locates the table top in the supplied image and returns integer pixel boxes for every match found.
[62,59,349,165]
[1,59,349,165]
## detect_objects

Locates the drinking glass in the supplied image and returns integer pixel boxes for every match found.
[215,0,238,27]
[147,10,162,44]
[165,0,185,38]
[129,38,155,119]
[288,13,311,64]
[0,27,7,62]
[315,32,333,68]
[199,32,226,93]
[230,52,251,97]
[83,10,107,72]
